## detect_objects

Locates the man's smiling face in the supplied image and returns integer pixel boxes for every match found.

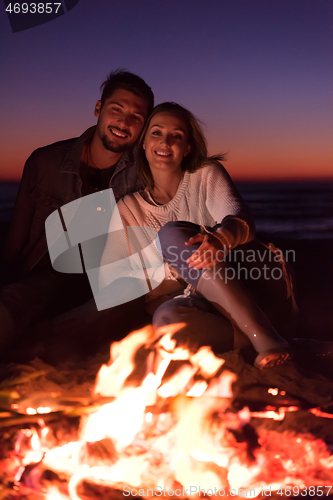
[94,88,148,153]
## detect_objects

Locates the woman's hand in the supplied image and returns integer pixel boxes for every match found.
[185,232,227,269]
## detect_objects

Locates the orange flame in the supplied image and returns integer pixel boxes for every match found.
[6,324,333,499]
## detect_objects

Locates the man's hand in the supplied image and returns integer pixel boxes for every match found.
[185,232,227,270]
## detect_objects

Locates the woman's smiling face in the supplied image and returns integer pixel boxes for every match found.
[143,112,191,175]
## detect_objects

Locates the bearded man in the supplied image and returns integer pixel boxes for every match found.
[0,70,154,356]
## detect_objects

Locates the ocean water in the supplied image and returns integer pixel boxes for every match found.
[0,181,332,240]
[0,182,19,223]
[236,181,333,240]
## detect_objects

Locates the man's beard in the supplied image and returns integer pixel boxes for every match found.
[101,135,130,154]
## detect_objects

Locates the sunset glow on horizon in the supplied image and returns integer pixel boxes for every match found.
[2,146,332,183]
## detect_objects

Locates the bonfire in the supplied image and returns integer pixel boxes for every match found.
[1,323,333,499]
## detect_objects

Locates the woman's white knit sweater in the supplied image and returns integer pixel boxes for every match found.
[99,162,255,304]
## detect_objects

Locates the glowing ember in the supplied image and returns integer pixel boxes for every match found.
[26,407,38,415]
[1,324,333,500]
[309,407,333,419]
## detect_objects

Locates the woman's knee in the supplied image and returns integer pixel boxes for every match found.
[158,221,200,247]
[158,222,202,277]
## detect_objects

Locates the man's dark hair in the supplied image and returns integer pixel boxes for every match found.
[100,70,154,116]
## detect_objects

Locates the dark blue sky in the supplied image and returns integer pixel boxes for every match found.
[0,0,332,180]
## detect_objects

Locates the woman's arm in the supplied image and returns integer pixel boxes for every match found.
[98,200,130,290]
[97,198,165,310]
[186,162,256,269]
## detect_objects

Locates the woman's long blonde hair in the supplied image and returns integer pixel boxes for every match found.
[137,102,226,191]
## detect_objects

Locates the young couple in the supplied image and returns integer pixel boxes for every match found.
[98,102,297,368]
[2,69,328,367]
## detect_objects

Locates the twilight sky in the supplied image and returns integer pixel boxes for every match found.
[0,0,332,181]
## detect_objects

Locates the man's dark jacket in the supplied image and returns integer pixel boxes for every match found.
[4,126,142,276]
